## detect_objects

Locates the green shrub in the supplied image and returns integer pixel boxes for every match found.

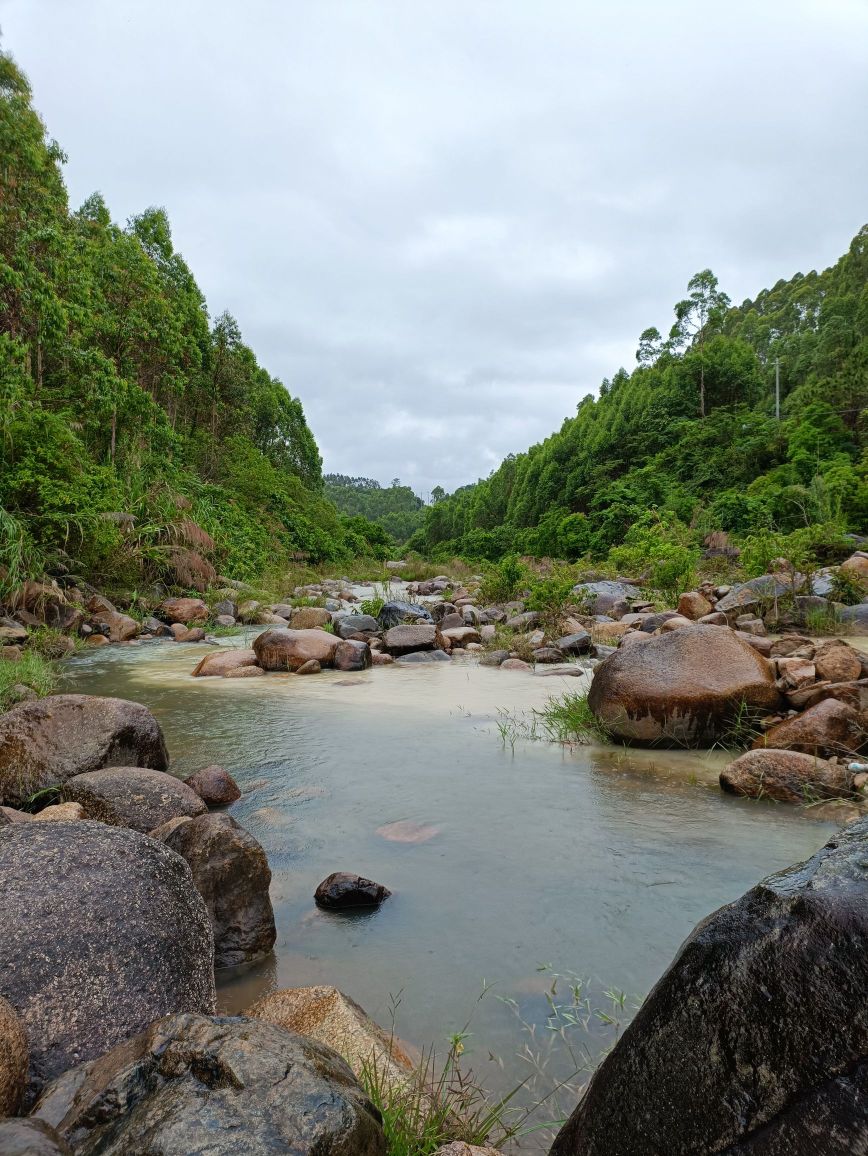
[478,554,527,604]
[0,651,58,711]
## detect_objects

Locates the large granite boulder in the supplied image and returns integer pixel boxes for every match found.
[253,628,338,671]
[720,748,855,803]
[157,813,276,969]
[159,597,209,624]
[377,600,433,629]
[0,993,27,1115]
[383,624,437,655]
[813,640,863,684]
[61,767,207,831]
[571,580,641,615]
[0,695,169,809]
[0,821,215,1105]
[334,639,373,671]
[753,698,866,758]
[191,648,259,677]
[587,625,781,746]
[715,574,800,615]
[33,1014,385,1156]
[551,819,868,1156]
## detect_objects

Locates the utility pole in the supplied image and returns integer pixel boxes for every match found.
[774,357,780,420]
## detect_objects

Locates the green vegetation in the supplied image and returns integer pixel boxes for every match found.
[496,693,608,749]
[408,231,868,572]
[324,475,427,545]
[0,47,389,600]
[0,650,58,711]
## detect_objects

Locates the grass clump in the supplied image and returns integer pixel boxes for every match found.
[360,596,385,618]
[495,693,606,750]
[0,650,59,711]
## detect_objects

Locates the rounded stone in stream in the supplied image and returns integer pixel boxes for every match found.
[314,871,392,909]
[32,1014,385,1156]
[333,639,373,671]
[183,764,241,807]
[0,821,216,1105]
[61,766,207,832]
[336,613,380,638]
[394,649,451,663]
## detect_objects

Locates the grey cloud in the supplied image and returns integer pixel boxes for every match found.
[3,0,867,494]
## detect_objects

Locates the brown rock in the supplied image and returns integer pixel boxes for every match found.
[0,994,27,1116]
[383,624,438,654]
[85,634,110,646]
[841,552,868,587]
[175,626,206,642]
[733,629,773,656]
[160,597,209,624]
[334,640,372,671]
[191,648,258,677]
[787,679,868,713]
[588,624,781,747]
[677,591,714,620]
[0,1118,72,1154]
[98,611,138,643]
[658,615,694,632]
[371,652,394,665]
[0,643,23,660]
[184,765,241,806]
[592,621,633,641]
[754,698,866,758]
[813,639,863,684]
[500,658,532,671]
[224,665,265,678]
[62,767,207,831]
[0,694,169,809]
[720,749,854,803]
[289,606,332,629]
[296,659,322,675]
[441,626,482,646]
[697,611,727,626]
[769,634,815,659]
[32,802,84,822]
[253,628,339,671]
[775,657,816,690]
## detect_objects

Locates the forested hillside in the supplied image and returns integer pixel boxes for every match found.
[0,49,386,595]
[324,475,426,544]
[408,230,868,562]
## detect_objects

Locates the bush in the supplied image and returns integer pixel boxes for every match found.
[606,512,699,600]
[477,555,527,604]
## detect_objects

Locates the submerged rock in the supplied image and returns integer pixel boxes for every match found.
[0,694,169,809]
[394,649,451,663]
[587,624,781,747]
[550,818,868,1156]
[191,648,258,677]
[720,748,854,803]
[33,1014,385,1156]
[184,765,241,806]
[62,767,207,831]
[0,821,215,1104]
[314,872,391,909]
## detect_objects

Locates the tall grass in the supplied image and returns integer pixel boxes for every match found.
[495,692,606,750]
[0,651,58,711]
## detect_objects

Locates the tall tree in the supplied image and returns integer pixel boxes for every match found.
[668,269,730,417]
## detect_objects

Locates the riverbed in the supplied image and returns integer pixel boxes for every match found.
[59,628,838,1142]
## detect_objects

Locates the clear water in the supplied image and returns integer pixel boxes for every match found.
[59,629,837,1144]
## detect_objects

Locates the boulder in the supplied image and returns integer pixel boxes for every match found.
[0,821,215,1104]
[697,611,728,626]
[571,580,641,615]
[715,573,799,614]
[184,765,241,806]
[236,599,262,623]
[735,616,767,636]
[550,819,868,1156]
[0,1119,71,1155]
[0,993,27,1115]
[505,611,540,630]
[249,986,413,1091]
[555,630,592,655]
[91,609,138,643]
[500,658,531,671]
[394,650,451,664]
[32,801,84,822]
[159,597,209,625]
[587,624,781,747]
[659,615,694,632]
[62,767,206,832]
[371,651,394,665]
[775,657,816,690]
[677,591,714,620]
[224,665,265,679]
[720,748,854,803]
[0,694,169,809]
[289,606,331,629]
[431,602,457,623]
[214,614,236,627]
[336,614,380,638]
[638,611,682,632]
[840,603,868,628]
[315,872,391,909]
[383,624,437,654]
[212,599,237,618]
[533,647,565,663]
[191,648,258,677]
[753,699,865,758]
[334,639,373,671]
[159,814,275,969]
[253,628,338,671]
[32,1014,385,1156]
[296,658,322,675]
[841,552,868,587]
[813,640,863,685]
[141,614,172,635]
[441,626,481,646]
[377,600,433,629]
[175,626,206,642]
[439,612,465,630]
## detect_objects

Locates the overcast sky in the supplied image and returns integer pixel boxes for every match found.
[3,1,867,495]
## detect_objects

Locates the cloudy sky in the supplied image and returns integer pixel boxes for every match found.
[3,1,867,496]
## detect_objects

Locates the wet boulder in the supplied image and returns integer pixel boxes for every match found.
[289,605,331,629]
[720,748,854,803]
[192,648,259,677]
[334,639,373,671]
[61,767,207,832]
[336,614,380,638]
[33,1014,385,1156]
[315,872,391,909]
[296,658,322,674]
[158,813,275,969]
[551,818,868,1156]
[383,624,437,654]
[587,624,781,747]
[813,640,863,685]
[253,627,339,671]
[0,821,216,1104]
[533,647,565,663]
[753,698,866,758]
[159,597,209,625]
[377,600,433,629]
[0,1119,72,1155]
[676,591,714,620]
[0,694,169,809]
[0,994,27,1115]
[184,764,241,806]
[395,650,452,663]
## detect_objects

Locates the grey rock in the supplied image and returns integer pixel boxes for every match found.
[336,614,380,639]
[34,1014,385,1156]
[571,580,641,615]
[377,600,433,629]
[62,767,207,832]
[431,602,457,623]
[840,603,868,627]
[533,647,565,663]
[555,631,592,655]
[141,615,172,636]
[334,639,373,671]
[212,599,237,618]
[715,574,801,614]
[551,819,868,1156]
[479,650,510,667]
[383,624,437,654]
[395,650,452,663]
[0,694,169,809]
[0,1119,72,1155]
[505,611,540,630]
[0,821,215,1105]
[183,765,241,807]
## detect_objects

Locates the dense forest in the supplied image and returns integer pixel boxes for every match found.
[407,231,868,563]
[324,475,427,544]
[0,48,390,596]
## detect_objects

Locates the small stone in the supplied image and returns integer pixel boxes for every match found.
[184,765,241,807]
[296,658,322,675]
[314,871,391,909]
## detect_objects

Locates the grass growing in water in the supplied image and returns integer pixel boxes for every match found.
[0,650,59,711]
[495,692,607,750]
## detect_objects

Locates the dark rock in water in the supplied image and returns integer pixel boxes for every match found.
[395,650,452,663]
[532,647,565,663]
[315,872,391,909]
[184,764,241,807]
[333,639,373,671]
[141,614,172,636]
[62,767,207,831]
[159,813,276,969]
[0,821,215,1105]
[0,1119,72,1155]
[336,614,380,639]
[555,631,592,655]
[551,817,868,1156]
[377,600,433,629]
[0,694,169,809]
[571,580,641,615]
[479,650,510,667]
[33,1014,386,1156]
